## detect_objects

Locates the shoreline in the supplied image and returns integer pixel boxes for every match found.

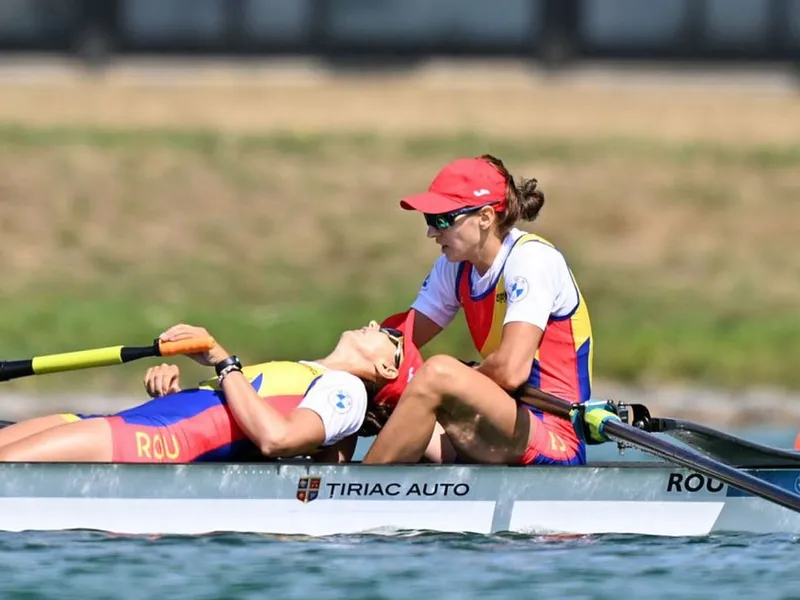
[2,380,798,429]
[592,381,800,429]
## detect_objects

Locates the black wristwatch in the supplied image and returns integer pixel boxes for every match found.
[214,355,242,377]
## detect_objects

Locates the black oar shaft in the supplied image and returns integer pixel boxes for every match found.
[517,387,572,419]
[0,360,34,383]
[604,420,800,513]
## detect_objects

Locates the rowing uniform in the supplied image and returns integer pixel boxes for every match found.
[412,228,593,465]
[63,361,367,463]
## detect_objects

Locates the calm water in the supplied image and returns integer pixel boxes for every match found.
[0,428,798,600]
[0,531,798,600]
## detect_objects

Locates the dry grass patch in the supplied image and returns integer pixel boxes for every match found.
[0,78,798,145]
[2,132,799,307]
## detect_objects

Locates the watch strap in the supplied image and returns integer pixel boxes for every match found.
[214,355,242,377]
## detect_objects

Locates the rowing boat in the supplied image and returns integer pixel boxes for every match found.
[3,340,800,537]
[2,417,800,538]
[1,458,799,537]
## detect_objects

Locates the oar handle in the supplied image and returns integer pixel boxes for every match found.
[157,337,216,357]
[516,385,575,419]
[0,336,218,383]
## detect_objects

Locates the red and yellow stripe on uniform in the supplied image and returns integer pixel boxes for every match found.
[456,233,593,465]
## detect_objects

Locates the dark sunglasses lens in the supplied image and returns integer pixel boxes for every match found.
[380,327,403,368]
[424,214,453,230]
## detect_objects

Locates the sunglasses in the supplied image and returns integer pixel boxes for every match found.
[380,327,404,368]
[423,203,498,231]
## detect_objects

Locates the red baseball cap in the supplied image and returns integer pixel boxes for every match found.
[400,157,508,215]
[373,310,424,408]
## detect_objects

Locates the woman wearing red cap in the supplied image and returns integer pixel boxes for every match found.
[365,154,594,466]
[0,314,424,463]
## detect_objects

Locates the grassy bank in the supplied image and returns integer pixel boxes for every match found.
[1,125,799,394]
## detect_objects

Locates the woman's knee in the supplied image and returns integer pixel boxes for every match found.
[395,355,463,407]
[415,355,465,391]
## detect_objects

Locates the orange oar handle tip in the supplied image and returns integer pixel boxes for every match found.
[158,336,217,357]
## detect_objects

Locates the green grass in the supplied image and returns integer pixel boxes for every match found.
[2,124,800,168]
[3,274,798,395]
[590,289,800,388]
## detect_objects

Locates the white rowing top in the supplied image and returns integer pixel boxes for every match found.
[411,228,580,332]
[297,362,367,446]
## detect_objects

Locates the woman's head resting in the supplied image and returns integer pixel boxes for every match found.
[327,310,424,408]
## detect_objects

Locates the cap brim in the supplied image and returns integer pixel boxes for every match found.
[374,309,424,408]
[400,192,466,214]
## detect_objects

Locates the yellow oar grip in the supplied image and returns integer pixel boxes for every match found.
[31,346,125,375]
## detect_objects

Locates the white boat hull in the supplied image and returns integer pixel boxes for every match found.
[2,462,799,537]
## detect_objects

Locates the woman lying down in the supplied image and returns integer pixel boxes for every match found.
[0,313,423,464]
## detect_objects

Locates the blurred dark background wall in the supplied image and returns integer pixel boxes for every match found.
[0,0,798,68]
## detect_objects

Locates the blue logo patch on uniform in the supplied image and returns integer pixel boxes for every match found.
[329,390,352,414]
[421,273,431,291]
[297,477,321,503]
[507,276,529,303]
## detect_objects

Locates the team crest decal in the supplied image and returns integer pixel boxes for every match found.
[507,276,529,303]
[297,477,322,503]
[328,390,352,414]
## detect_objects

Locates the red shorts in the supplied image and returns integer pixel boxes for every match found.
[519,409,585,465]
[77,389,266,463]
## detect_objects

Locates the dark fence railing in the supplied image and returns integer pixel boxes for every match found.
[0,0,797,66]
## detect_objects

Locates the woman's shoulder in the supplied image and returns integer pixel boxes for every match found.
[505,231,573,277]
[313,369,368,395]
[509,228,559,250]
[509,231,567,260]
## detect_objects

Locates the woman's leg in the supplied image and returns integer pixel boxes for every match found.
[0,414,79,449]
[422,422,459,464]
[0,418,113,462]
[364,355,533,464]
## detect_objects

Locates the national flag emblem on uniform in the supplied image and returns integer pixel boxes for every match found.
[296,477,321,503]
